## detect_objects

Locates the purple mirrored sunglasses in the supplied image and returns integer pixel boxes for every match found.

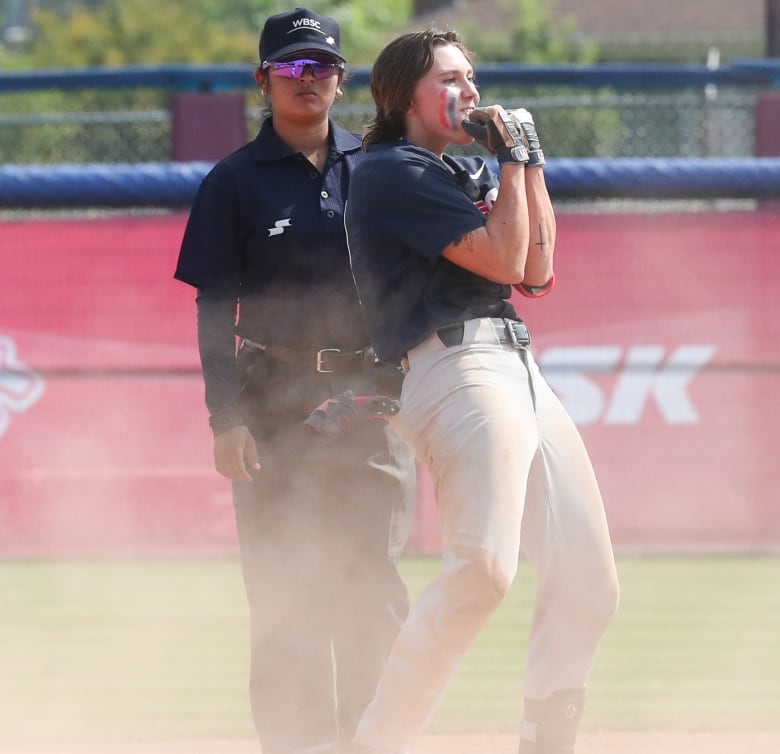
[263,58,344,80]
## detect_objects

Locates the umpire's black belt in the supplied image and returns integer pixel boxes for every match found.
[436,317,531,349]
[240,338,374,374]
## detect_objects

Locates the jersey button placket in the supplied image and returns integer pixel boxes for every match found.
[320,190,336,218]
[320,187,339,223]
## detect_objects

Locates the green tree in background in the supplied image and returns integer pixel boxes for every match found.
[463,0,597,64]
[0,1,610,164]
[1,0,593,69]
[3,0,259,68]
[0,0,414,68]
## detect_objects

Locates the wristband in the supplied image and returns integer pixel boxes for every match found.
[514,273,555,298]
[497,144,529,166]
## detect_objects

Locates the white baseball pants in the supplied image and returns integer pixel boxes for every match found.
[353,317,620,754]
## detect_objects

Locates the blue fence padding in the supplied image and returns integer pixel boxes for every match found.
[2,158,780,208]
[0,162,214,208]
[2,58,780,93]
[543,157,780,199]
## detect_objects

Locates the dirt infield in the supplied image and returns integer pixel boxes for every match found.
[4,732,780,754]
[430,732,780,754]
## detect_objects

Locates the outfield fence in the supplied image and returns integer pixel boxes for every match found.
[1,59,780,166]
[0,88,762,163]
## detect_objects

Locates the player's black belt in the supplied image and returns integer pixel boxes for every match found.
[240,338,375,374]
[436,318,531,349]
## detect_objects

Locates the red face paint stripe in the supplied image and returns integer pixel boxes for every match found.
[439,89,460,131]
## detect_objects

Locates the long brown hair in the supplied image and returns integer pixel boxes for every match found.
[363,29,474,150]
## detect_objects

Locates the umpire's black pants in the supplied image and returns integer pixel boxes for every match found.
[234,364,415,754]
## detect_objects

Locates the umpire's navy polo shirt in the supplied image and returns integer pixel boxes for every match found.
[175,118,368,351]
[345,141,517,362]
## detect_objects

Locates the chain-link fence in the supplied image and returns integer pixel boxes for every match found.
[332,87,760,160]
[0,85,762,164]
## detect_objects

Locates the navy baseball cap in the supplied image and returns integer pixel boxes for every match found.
[259,7,345,64]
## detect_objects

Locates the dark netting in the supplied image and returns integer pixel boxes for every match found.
[0,110,170,163]
[0,86,760,164]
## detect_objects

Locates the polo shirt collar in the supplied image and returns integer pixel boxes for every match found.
[252,117,362,162]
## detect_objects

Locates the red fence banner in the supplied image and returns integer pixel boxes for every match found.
[1,210,778,556]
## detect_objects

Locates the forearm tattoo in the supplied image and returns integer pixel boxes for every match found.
[533,222,547,252]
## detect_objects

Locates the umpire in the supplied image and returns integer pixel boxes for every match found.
[173,8,415,754]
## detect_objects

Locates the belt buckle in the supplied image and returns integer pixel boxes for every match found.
[504,320,529,350]
[240,337,267,353]
[316,348,340,373]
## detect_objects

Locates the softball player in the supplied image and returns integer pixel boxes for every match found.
[174,9,415,754]
[344,29,620,754]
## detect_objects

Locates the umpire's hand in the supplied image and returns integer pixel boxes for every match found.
[213,425,261,481]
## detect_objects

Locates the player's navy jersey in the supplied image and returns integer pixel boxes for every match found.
[175,118,368,351]
[345,140,517,361]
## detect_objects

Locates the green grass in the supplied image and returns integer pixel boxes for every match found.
[1,555,779,744]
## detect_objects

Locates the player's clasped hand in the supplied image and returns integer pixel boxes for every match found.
[462,105,545,167]
[462,105,529,165]
[510,107,546,166]
[213,425,261,481]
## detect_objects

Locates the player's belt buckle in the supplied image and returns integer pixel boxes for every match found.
[316,348,341,373]
[504,320,531,349]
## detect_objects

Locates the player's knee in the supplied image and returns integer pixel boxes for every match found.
[450,545,515,610]
[595,562,620,624]
[571,562,620,634]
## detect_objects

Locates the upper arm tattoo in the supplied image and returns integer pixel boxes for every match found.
[451,229,478,253]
